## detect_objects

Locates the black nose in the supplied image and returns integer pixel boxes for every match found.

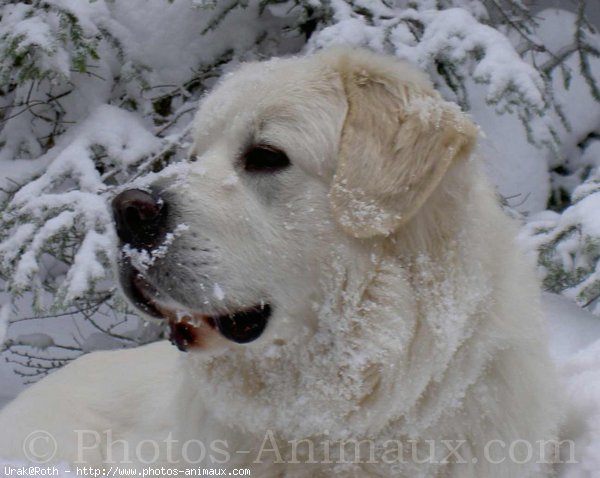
[112,189,167,248]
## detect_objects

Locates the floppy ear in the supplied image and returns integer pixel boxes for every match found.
[329,51,478,238]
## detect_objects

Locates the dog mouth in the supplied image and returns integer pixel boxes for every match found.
[122,267,271,350]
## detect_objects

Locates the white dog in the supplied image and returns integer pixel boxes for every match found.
[0,48,561,477]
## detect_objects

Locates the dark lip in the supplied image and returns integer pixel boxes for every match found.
[118,259,271,346]
[119,261,164,320]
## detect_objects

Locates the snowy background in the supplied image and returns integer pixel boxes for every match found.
[1,0,600,475]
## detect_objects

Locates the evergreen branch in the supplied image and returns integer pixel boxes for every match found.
[575,0,600,101]
[201,0,249,35]
[155,106,196,137]
[9,292,113,323]
[485,0,542,47]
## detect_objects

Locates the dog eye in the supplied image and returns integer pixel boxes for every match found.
[242,145,290,173]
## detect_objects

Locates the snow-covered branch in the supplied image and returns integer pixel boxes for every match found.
[0,0,599,384]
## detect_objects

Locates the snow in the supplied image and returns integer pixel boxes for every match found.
[519,184,600,306]
[535,9,600,170]
[418,9,545,109]
[213,283,225,301]
[306,3,580,215]
[0,293,599,476]
[13,333,54,351]
[544,293,600,361]
[80,332,125,354]
[0,302,9,346]
[0,1,599,474]
[470,78,551,213]
[1,104,164,305]
[65,231,113,300]
[122,223,189,273]
[309,3,547,116]
[553,340,600,476]
[1,1,595,319]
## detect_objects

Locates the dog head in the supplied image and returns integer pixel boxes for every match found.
[112,48,477,353]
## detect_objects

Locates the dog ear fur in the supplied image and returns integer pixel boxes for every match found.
[328,49,478,239]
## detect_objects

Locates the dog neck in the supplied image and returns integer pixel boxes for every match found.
[184,160,503,442]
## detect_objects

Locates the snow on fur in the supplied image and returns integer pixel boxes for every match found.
[0,3,598,475]
[1,0,598,318]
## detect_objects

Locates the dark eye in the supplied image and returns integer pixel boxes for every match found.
[242,145,290,173]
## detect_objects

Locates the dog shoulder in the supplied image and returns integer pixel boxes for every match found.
[0,341,180,463]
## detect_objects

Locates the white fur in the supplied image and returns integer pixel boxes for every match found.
[0,48,561,477]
